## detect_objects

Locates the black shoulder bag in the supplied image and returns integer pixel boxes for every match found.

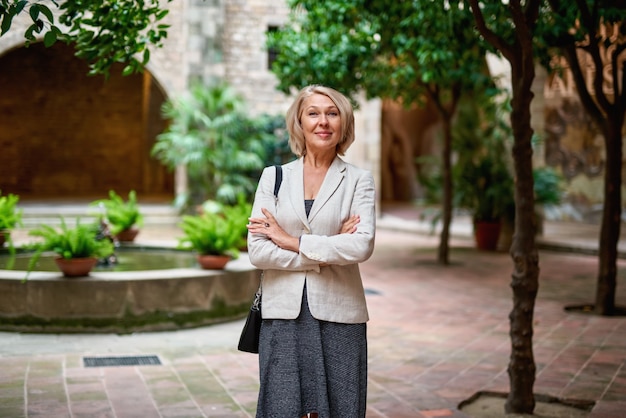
[238,165,282,354]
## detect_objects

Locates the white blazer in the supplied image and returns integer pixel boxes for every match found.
[247,156,376,323]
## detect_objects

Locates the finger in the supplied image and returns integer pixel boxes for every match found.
[261,208,275,222]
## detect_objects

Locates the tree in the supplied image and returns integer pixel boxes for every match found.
[468,0,542,414]
[0,0,171,76]
[268,0,494,264]
[541,1,626,315]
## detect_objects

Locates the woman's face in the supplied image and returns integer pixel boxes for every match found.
[300,93,341,154]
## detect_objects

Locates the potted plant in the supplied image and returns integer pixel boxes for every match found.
[25,218,115,278]
[91,190,144,242]
[201,195,252,251]
[0,191,24,269]
[177,211,241,269]
[0,191,23,249]
[453,96,515,251]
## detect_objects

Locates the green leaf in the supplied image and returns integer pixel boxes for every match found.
[1,12,13,35]
[28,3,39,21]
[38,4,54,23]
[122,65,134,76]
[43,30,57,47]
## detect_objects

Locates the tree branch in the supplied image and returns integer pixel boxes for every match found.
[468,0,514,61]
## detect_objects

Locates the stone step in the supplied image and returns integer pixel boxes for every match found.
[17,204,180,227]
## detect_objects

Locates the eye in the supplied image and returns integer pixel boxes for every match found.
[328,112,339,117]
[308,111,318,116]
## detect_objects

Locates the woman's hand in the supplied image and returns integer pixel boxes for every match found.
[340,214,360,234]
[247,208,300,252]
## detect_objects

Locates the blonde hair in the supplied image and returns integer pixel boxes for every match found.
[285,85,355,157]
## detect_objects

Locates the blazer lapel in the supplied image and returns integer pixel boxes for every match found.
[307,157,346,223]
[286,159,309,227]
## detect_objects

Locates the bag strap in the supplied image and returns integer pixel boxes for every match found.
[257,165,282,301]
[273,165,282,198]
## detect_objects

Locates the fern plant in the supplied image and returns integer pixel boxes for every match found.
[91,190,144,235]
[201,195,252,250]
[25,218,114,277]
[0,191,24,269]
[177,212,241,258]
[0,191,23,231]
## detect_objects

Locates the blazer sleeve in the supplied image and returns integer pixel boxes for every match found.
[247,166,321,271]
[299,169,376,265]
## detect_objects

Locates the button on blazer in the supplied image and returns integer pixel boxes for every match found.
[247,156,376,324]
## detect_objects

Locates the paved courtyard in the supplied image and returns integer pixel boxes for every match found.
[0,209,625,417]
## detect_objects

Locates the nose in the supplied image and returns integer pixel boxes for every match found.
[319,114,329,126]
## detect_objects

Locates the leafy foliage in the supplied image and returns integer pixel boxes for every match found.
[0,191,22,231]
[269,0,493,104]
[25,217,114,277]
[533,166,564,206]
[177,210,242,258]
[202,195,253,250]
[0,191,23,268]
[0,0,171,76]
[152,82,279,209]
[90,190,143,235]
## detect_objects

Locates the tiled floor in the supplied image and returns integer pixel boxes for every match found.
[1,207,625,417]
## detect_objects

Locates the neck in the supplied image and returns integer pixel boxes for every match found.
[303,151,335,169]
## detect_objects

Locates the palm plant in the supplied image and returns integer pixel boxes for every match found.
[152,82,271,210]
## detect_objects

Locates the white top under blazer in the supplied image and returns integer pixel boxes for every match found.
[247,156,376,324]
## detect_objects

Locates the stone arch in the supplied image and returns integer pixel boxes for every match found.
[0,41,174,201]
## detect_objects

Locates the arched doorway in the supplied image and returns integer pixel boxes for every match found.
[0,42,174,202]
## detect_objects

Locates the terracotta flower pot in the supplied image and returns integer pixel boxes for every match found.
[115,227,140,242]
[196,254,230,270]
[55,257,98,277]
[474,221,501,251]
[0,230,8,247]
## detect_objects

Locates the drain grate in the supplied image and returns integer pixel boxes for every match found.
[83,355,162,368]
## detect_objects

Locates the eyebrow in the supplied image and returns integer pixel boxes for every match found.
[304,105,339,111]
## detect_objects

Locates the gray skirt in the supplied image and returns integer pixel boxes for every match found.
[255,286,367,418]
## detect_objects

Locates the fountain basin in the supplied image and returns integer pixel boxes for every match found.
[0,247,260,334]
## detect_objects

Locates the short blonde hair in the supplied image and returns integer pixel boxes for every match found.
[285,85,355,157]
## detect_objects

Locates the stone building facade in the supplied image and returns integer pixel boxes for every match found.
[0,0,617,222]
[0,0,379,203]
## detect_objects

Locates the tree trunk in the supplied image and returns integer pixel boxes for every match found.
[594,122,623,315]
[438,115,453,265]
[505,55,540,417]
[467,0,542,414]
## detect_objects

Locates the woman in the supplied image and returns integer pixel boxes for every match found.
[247,85,376,418]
